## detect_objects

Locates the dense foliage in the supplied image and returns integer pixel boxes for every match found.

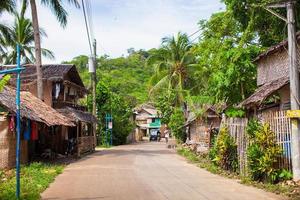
[223,0,300,47]
[246,120,283,183]
[65,49,152,104]
[87,81,134,146]
[168,108,185,142]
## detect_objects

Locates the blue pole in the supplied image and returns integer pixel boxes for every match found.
[15,44,21,199]
[105,113,108,146]
[110,114,112,146]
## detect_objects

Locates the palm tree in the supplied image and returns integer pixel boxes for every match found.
[28,0,80,100]
[147,32,195,106]
[1,0,54,64]
[0,0,15,14]
[0,0,15,58]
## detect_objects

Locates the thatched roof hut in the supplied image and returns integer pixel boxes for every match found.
[239,77,289,109]
[57,107,98,123]
[0,87,74,126]
[1,64,86,92]
[254,32,300,63]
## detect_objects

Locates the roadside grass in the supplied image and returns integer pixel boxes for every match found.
[97,144,112,148]
[0,162,64,200]
[177,146,300,199]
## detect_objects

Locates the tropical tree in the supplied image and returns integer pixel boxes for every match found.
[193,11,261,105]
[0,0,15,57]
[1,0,54,64]
[28,0,80,100]
[223,0,300,47]
[0,0,15,14]
[147,32,195,107]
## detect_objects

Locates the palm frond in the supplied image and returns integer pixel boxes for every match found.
[41,0,80,27]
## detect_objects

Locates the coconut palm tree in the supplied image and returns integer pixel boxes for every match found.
[1,0,54,64]
[147,32,195,106]
[0,0,15,57]
[0,0,15,14]
[28,0,80,100]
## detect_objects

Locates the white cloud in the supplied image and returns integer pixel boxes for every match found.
[1,0,224,63]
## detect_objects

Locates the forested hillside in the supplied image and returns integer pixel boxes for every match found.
[64,49,153,105]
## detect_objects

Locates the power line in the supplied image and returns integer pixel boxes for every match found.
[81,0,93,55]
[86,0,94,42]
[188,29,201,38]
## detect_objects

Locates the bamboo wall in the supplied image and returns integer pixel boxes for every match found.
[0,116,28,169]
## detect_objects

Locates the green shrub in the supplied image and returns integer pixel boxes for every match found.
[210,127,238,172]
[247,122,282,183]
[169,108,186,142]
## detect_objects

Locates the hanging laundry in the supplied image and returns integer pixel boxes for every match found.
[24,120,31,140]
[9,116,15,132]
[69,87,76,96]
[31,121,38,140]
[55,83,61,99]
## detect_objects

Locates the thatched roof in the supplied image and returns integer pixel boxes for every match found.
[57,107,98,124]
[254,32,300,62]
[134,103,158,116]
[239,77,289,108]
[0,64,85,89]
[184,105,224,127]
[0,87,75,126]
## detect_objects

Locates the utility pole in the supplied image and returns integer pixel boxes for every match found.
[266,0,300,180]
[287,1,300,181]
[92,40,97,148]
[89,39,97,147]
[92,39,97,117]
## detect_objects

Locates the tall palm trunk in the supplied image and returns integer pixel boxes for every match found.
[29,0,43,100]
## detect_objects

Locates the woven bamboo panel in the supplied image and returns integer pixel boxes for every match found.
[0,119,28,169]
[220,110,292,175]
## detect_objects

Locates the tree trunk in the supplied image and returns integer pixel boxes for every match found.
[29,0,43,100]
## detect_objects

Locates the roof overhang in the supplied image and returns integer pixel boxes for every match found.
[57,107,98,124]
[239,77,289,108]
[0,87,75,126]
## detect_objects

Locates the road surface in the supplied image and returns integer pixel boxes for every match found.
[42,141,284,200]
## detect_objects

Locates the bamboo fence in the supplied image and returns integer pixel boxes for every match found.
[220,110,292,176]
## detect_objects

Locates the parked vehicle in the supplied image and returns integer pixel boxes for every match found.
[149,129,159,141]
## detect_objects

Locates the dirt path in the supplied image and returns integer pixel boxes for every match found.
[42,142,284,200]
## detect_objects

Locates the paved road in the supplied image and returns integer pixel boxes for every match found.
[42,142,284,200]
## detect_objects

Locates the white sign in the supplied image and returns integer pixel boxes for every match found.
[88,56,95,73]
[108,122,113,129]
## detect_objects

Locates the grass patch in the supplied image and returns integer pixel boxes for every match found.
[177,146,300,199]
[0,162,64,200]
[97,144,112,148]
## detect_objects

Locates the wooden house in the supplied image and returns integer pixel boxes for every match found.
[133,104,161,141]
[0,87,74,169]
[240,33,300,114]
[1,64,97,158]
[184,105,223,153]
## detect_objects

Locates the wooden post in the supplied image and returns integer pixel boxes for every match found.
[77,122,80,157]
[265,0,300,181]
[287,1,300,181]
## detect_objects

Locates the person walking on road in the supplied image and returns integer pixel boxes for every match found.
[164,130,169,143]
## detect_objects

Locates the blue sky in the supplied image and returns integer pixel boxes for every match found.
[2,0,224,63]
